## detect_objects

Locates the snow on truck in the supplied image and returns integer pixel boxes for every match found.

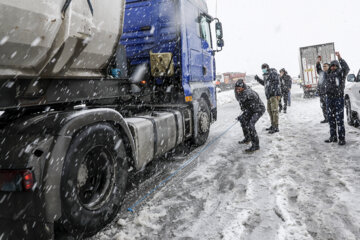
[299,43,335,98]
[0,0,224,238]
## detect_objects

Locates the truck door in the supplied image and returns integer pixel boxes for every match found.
[199,15,215,82]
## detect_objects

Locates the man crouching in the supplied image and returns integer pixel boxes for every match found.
[235,79,266,153]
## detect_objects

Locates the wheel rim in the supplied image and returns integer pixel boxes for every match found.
[77,146,115,210]
[199,111,210,133]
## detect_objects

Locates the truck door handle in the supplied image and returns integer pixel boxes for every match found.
[202,66,207,75]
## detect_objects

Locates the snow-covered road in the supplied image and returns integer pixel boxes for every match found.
[92,85,360,240]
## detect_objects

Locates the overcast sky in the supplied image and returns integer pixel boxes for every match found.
[206,0,360,76]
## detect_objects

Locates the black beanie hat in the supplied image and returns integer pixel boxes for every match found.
[235,79,246,88]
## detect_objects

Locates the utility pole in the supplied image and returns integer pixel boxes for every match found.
[215,0,218,17]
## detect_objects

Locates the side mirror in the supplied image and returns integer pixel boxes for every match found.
[214,18,224,52]
[215,22,223,39]
[347,74,356,82]
[217,39,224,48]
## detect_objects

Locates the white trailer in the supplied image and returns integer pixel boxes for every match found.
[299,43,335,97]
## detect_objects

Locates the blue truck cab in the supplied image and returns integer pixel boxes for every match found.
[120,0,224,123]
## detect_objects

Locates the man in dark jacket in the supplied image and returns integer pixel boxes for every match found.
[323,52,350,145]
[278,68,292,113]
[235,79,265,153]
[255,63,281,133]
[316,57,330,123]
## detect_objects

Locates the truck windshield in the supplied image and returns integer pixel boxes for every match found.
[200,16,212,48]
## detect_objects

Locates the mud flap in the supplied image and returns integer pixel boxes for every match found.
[0,218,53,240]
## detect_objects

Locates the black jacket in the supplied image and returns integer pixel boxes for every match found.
[235,86,265,114]
[256,68,281,99]
[316,62,327,96]
[280,74,292,93]
[325,59,350,97]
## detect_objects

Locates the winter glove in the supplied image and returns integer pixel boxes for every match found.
[254,75,260,81]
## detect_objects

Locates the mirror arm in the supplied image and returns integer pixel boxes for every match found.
[214,47,223,53]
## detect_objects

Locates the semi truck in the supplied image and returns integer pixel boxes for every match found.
[299,43,335,98]
[0,0,224,239]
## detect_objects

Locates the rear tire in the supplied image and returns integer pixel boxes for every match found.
[353,112,360,128]
[193,98,211,146]
[56,123,128,238]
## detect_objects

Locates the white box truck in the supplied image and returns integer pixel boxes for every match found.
[299,43,335,97]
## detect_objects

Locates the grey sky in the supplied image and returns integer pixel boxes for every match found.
[207,0,360,76]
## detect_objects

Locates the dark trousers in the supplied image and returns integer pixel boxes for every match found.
[320,95,328,121]
[240,110,264,147]
[326,97,345,140]
[279,90,289,111]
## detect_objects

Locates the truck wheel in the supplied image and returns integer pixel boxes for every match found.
[345,98,354,126]
[57,123,128,238]
[353,112,360,128]
[193,98,211,146]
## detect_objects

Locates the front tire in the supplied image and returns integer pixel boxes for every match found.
[57,123,128,238]
[193,98,211,146]
[354,117,360,128]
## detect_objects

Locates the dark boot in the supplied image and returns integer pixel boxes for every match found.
[325,137,337,143]
[283,109,287,114]
[266,126,273,131]
[320,119,328,124]
[338,139,346,145]
[238,139,251,144]
[279,101,282,112]
[269,127,279,134]
[245,145,260,153]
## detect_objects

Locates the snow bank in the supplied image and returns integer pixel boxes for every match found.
[217,89,235,106]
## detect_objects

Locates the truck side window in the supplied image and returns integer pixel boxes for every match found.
[199,16,212,48]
